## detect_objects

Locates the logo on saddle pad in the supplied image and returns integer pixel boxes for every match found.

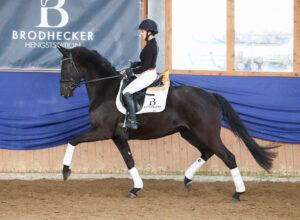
[116,79,170,115]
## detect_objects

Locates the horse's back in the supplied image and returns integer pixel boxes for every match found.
[168,85,220,110]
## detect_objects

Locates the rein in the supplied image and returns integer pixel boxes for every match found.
[60,53,123,87]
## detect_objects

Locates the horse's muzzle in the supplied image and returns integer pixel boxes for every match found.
[60,85,74,99]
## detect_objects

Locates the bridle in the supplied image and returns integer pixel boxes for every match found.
[60,52,123,88]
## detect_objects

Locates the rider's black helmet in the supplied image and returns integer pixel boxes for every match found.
[138,19,158,35]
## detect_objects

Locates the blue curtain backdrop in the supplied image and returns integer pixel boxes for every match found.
[0,71,299,150]
[0,71,91,150]
[171,74,300,144]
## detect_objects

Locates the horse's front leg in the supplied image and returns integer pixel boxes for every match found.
[112,137,143,198]
[62,127,110,180]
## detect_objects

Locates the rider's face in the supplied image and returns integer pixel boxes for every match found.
[140,30,147,40]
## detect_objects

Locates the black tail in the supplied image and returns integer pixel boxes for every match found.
[213,93,278,172]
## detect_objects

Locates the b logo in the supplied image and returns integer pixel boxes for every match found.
[149,98,156,106]
[37,0,69,28]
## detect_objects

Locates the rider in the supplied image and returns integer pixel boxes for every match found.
[122,18,159,130]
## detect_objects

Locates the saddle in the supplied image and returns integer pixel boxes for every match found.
[120,74,164,112]
[116,70,170,114]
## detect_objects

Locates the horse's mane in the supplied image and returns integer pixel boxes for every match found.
[73,47,118,76]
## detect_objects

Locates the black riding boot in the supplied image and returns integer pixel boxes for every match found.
[123,92,138,130]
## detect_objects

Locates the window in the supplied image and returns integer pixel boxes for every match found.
[172,0,227,70]
[235,0,294,72]
[167,0,297,75]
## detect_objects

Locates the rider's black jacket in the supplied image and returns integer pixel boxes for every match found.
[132,38,159,74]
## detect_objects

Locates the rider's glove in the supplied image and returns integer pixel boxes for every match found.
[125,68,134,79]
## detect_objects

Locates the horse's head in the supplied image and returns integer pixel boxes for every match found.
[58,45,83,99]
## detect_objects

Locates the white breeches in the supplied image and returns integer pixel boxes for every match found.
[122,69,157,95]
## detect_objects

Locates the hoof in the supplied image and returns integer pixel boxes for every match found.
[126,192,137,199]
[126,188,141,198]
[184,177,192,192]
[231,192,244,202]
[63,169,71,181]
[231,197,240,202]
[63,165,71,181]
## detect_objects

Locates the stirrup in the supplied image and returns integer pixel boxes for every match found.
[125,119,138,130]
[119,114,138,130]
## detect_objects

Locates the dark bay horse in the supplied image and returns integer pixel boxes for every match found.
[58,46,276,201]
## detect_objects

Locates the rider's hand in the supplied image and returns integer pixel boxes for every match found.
[125,68,134,78]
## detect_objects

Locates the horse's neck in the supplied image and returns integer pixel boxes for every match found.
[76,53,120,105]
[84,70,120,104]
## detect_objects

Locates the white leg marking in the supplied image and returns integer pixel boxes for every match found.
[129,167,143,189]
[185,157,206,180]
[63,143,75,166]
[230,167,246,193]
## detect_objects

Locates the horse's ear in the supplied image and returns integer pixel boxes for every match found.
[57,45,69,56]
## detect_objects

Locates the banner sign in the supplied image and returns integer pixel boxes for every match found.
[0,0,141,70]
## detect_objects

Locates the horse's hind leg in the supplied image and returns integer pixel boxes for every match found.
[187,127,245,201]
[112,137,143,198]
[209,138,246,201]
[180,129,214,191]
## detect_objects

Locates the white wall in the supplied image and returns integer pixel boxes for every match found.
[148,0,165,73]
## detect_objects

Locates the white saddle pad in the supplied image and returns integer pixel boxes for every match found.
[116,80,170,115]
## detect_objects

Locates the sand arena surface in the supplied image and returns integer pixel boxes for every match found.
[0,178,299,220]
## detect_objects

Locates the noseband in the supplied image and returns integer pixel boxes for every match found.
[60,51,123,88]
